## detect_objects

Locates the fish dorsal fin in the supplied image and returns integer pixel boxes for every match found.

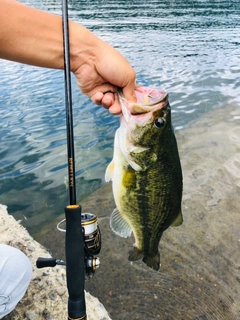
[110,208,132,238]
[105,160,114,182]
[171,211,183,227]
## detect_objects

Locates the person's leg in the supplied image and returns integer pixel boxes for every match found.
[0,244,32,319]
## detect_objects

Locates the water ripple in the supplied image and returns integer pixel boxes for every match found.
[0,0,239,235]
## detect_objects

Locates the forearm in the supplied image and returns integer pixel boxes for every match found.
[0,0,97,70]
[0,0,136,111]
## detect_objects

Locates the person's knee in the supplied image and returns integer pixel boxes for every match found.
[0,244,32,318]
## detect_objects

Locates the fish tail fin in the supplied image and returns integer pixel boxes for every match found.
[128,247,160,271]
[143,252,160,271]
[128,246,144,261]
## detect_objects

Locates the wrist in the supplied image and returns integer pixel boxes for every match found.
[69,21,100,74]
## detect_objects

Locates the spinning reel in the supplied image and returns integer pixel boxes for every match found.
[36,212,101,277]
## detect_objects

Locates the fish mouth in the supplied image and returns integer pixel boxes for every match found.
[118,86,168,120]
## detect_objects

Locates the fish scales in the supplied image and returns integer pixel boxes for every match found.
[124,145,181,253]
[105,86,183,271]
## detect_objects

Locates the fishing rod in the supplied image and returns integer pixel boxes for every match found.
[36,0,101,319]
[61,0,87,317]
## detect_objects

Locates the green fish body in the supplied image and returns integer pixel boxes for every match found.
[105,86,183,271]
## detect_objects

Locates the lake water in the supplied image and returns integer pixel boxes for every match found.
[0,1,240,318]
[0,0,239,230]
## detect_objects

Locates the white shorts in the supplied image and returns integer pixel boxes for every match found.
[0,244,32,318]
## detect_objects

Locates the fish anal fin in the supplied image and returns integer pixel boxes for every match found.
[105,160,114,182]
[171,211,183,227]
[143,252,160,271]
[128,246,143,261]
[110,208,132,238]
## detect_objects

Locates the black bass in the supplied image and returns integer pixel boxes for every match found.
[105,86,183,271]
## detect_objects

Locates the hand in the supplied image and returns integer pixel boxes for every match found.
[71,29,137,114]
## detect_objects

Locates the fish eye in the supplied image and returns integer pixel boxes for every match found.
[154,118,165,129]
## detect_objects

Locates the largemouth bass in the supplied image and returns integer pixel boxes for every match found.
[105,86,183,271]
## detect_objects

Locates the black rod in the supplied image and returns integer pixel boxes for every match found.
[61,0,87,319]
[62,0,76,205]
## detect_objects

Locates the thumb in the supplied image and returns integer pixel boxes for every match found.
[121,78,137,103]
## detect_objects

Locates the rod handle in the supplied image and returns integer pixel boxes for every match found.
[65,204,86,320]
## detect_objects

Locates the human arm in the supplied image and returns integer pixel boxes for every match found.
[0,0,136,113]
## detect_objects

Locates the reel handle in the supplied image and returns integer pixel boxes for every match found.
[36,258,65,268]
[36,258,57,268]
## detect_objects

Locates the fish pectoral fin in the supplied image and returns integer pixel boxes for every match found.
[105,160,114,182]
[171,211,183,227]
[110,208,132,238]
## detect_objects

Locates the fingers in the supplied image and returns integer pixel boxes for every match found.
[91,91,113,108]
[91,91,104,105]
[91,79,138,115]
[123,87,137,103]
[105,93,122,115]
[91,92,122,114]
[101,92,114,108]
[121,70,137,103]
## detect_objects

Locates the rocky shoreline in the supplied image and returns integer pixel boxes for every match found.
[0,204,111,320]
